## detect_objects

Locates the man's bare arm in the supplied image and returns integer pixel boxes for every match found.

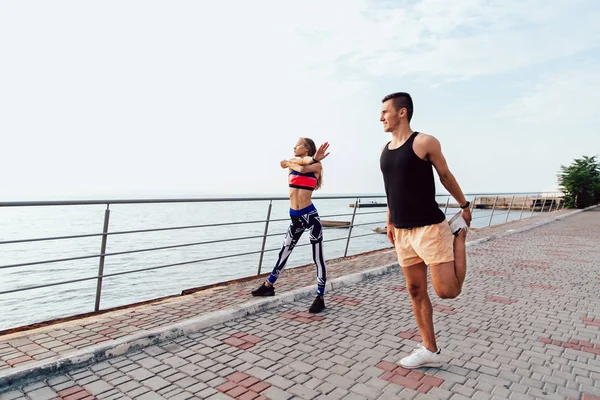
[424,136,472,224]
[386,207,395,245]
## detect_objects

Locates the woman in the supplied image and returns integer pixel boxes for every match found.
[251,138,330,314]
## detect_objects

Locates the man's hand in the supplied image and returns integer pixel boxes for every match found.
[461,207,472,227]
[280,160,289,169]
[314,142,330,162]
[386,224,395,246]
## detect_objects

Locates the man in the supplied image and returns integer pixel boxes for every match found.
[379,92,471,369]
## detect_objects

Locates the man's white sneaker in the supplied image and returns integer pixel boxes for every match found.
[448,212,468,236]
[399,344,442,369]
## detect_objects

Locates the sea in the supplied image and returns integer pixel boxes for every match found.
[0,194,540,331]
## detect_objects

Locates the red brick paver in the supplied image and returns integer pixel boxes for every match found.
[217,372,271,399]
[376,362,445,394]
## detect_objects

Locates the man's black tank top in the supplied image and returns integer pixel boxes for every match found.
[380,131,445,229]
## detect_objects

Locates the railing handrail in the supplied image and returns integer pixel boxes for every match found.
[0,210,379,246]
[0,191,566,330]
[0,191,562,208]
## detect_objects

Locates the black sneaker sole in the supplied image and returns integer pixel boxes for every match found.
[251,292,275,297]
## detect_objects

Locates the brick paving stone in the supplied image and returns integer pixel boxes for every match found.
[23,387,56,400]
[0,391,26,400]
[262,386,293,400]
[141,376,171,391]
[66,380,102,397]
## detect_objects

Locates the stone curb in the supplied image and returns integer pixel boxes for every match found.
[1,205,596,392]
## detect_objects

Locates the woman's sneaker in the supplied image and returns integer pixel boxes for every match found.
[251,282,274,296]
[448,212,468,236]
[309,295,325,313]
[399,344,442,369]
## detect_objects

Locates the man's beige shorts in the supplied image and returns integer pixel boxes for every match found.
[394,221,454,267]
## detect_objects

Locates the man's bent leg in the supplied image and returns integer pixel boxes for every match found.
[402,262,437,353]
[430,261,461,299]
[453,228,467,287]
[430,226,467,298]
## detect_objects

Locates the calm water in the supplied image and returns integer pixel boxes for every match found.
[0,195,538,330]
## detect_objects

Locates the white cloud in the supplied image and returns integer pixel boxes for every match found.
[289,0,600,81]
[499,65,600,123]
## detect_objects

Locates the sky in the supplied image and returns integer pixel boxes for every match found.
[1,0,599,200]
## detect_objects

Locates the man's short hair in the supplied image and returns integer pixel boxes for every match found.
[382,92,413,122]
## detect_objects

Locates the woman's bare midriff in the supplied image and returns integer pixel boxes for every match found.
[289,187,314,210]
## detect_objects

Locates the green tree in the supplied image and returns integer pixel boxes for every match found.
[557,155,600,208]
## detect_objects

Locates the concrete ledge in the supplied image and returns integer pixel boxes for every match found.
[1,206,595,392]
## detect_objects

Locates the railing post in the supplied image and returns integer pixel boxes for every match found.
[548,198,555,212]
[94,204,111,312]
[344,198,359,257]
[530,196,537,218]
[519,195,528,220]
[504,195,515,223]
[469,196,476,218]
[540,197,546,214]
[256,200,273,275]
[443,197,450,215]
[488,195,498,227]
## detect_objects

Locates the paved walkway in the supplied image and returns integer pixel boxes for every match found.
[2,208,600,399]
[0,211,571,373]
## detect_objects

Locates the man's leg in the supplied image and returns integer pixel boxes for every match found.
[395,227,442,368]
[448,212,469,287]
[453,228,467,287]
[430,226,467,299]
[402,262,437,353]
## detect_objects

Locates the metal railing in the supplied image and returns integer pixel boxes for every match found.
[0,192,564,318]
